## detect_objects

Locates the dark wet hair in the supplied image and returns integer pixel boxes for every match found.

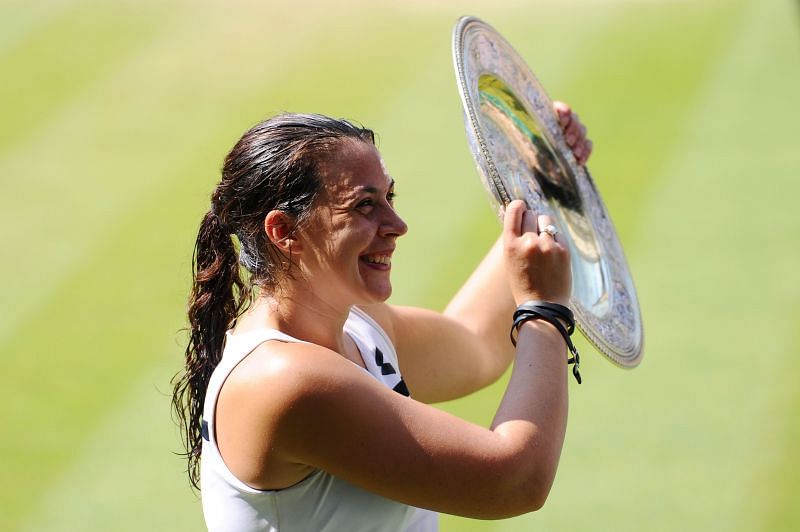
[172,113,375,489]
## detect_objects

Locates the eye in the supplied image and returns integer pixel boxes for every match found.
[386,191,396,204]
[355,198,375,211]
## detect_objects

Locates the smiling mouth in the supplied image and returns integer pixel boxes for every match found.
[360,254,392,267]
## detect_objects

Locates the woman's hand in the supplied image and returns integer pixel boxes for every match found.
[553,101,592,166]
[503,200,571,306]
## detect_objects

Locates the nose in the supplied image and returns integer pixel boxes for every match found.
[380,205,408,238]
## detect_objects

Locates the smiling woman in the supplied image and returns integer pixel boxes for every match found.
[172,109,592,531]
[293,139,407,305]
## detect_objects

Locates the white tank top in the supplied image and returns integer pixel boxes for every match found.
[201,306,439,532]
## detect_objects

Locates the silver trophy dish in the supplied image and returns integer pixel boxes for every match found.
[452,16,644,367]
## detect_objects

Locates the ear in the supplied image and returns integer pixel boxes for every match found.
[264,210,301,254]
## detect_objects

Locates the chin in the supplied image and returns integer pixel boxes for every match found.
[362,283,392,304]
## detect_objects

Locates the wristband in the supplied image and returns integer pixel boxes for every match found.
[510,301,582,384]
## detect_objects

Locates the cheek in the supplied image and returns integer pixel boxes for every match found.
[298,214,339,261]
[315,230,360,271]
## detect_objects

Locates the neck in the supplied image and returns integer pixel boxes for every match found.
[238,283,352,355]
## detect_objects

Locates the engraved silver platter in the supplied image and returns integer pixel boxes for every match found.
[452,16,643,367]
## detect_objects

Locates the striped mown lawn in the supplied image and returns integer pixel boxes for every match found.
[2,1,798,531]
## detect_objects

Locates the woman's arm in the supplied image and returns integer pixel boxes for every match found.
[257,202,571,518]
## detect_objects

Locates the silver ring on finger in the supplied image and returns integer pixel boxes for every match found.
[540,224,559,238]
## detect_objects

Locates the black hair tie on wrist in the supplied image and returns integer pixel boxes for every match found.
[510,301,582,384]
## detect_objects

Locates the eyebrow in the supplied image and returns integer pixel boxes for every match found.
[356,178,395,194]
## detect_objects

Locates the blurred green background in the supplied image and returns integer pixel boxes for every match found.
[2,0,798,530]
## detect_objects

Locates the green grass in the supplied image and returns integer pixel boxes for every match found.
[2,0,799,530]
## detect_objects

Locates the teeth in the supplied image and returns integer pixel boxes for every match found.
[364,255,390,265]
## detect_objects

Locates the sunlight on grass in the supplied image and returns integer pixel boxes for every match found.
[3,1,798,531]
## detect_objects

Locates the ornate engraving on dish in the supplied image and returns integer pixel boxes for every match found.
[452,16,643,367]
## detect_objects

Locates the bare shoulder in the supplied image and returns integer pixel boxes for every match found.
[221,336,411,425]
[216,339,377,488]
[224,339,363,405]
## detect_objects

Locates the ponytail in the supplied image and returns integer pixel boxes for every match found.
[172,113,376,489]
[172,209,250,489]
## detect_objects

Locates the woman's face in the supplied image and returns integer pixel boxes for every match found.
[295,139,407,307]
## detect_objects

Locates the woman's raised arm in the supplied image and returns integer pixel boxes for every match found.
[255,202,570,518]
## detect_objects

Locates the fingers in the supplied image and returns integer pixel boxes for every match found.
[535,214,569,255]
[552,100,592,166]
[537,214,561,249]
[504,203,564,250]
[553,101,571,128]
[553,224,566,246]
[521,204,537,235]
[503,199,539,238]
[537,214,554,234]
[564,117,584,146]
[504,202,565,245]
[554,102,583,152]
[503,203,572,305]
[576,139,593,166]
[502,200,526,238]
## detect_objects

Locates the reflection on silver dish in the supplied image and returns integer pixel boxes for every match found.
[452,16,643,367]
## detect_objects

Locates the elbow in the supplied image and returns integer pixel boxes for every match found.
[524,462,560,511]
[473,482,551,520]
[505,473,555,517]
[487,452,560,518]
[483,417,566,517]
[526,484,551,512]
[449,459,558,520]
[517,455,560,513]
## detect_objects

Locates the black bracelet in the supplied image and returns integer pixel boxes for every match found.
[510,301,582,384]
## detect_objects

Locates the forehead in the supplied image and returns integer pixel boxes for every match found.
[316,140,392,199]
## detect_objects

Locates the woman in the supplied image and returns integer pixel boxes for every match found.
[172,104,592,531]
